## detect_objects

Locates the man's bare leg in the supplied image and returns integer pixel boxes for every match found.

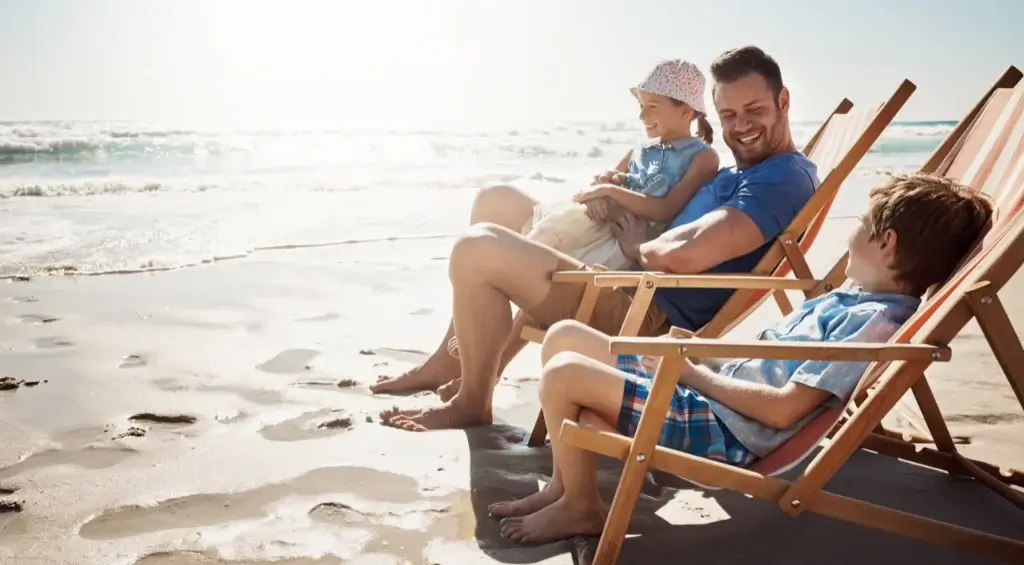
[371,184,538,394]
[380,225,580,431]
[490,321,617,518]
[437,309,533,402]
[500,333,627,544]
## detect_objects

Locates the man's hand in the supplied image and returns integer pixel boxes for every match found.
[610,212,652,260]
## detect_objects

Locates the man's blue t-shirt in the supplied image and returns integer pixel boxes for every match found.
[647,152,820,330]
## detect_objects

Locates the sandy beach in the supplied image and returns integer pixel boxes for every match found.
[1,218,1022,565]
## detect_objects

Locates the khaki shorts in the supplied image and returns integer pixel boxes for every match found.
[522,262,671,338]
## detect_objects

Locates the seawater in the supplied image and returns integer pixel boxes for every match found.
[0,120,954,277]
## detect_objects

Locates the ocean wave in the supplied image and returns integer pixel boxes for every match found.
[0,233,459,279]
[0,119,953,167]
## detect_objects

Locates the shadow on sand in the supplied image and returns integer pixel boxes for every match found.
[462,420,1024,565]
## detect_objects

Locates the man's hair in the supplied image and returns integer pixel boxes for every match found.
[868,173,994,296]
[710,46,784,103]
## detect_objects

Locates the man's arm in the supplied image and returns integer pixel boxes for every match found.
[632,206,766,273]
[679,361,829,430]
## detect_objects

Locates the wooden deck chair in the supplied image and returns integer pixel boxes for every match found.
[555,71,1024,565]
[521,78,919,447]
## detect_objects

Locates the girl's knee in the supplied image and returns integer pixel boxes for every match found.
[471,184,535,228]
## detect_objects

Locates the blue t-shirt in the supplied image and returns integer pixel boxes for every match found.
[625,137,711,197]
[648,152,820,330]
[709,289,921,457]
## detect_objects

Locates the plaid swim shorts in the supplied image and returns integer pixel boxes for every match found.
[616,354,758,467]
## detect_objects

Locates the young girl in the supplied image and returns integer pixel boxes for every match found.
[522,58,721,269]
[443,59,721,364]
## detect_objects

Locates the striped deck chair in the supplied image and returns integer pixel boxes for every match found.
[523,78,919,447]
[557,66,1024,565]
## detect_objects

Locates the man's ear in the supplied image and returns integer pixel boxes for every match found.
[777,86,790,114]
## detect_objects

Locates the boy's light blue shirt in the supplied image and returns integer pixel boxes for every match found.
[708,289,921,458]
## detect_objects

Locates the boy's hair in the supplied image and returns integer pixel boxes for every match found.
[868,173,994,296]
[709,46,784,105]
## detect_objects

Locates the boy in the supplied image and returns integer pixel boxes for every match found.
[491,172,995,544]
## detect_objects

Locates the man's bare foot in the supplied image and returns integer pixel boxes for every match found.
[436,378,461,402]
[499,497,607,544]
[488,482,563,518]
[370,354,458,395]
[379,400,491,432]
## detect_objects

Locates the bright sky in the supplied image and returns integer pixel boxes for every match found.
[0,0,1020,128]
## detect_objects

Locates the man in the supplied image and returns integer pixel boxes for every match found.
[376,46,821,431]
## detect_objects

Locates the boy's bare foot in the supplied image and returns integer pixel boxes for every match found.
[488,482,563,518]
[379,400,491,431]
[436,378,461,402]
[499,497,606,545]
[370,353,458,394]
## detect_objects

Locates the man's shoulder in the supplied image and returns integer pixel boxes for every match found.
[742,151,820,193]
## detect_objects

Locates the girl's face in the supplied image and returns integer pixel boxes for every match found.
[636,90,693,140]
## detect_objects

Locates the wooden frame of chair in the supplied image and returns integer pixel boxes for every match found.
[522,77,919,447]
[574,207,1024,565]
[553,66,1024,565]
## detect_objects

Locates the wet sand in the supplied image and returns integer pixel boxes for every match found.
[1,221,1022,565]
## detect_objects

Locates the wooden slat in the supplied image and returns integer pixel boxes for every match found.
[592,274,821,291]
[609,337,952,362]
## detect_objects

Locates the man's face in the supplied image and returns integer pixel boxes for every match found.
[713,73,790,168]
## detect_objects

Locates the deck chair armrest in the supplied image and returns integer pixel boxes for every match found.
[550,270,664,284]
[610,337,951,363]
[593,273,821,291]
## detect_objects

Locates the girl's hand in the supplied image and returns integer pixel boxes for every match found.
[572,184,610,204]
[583,198,613,223]
[593,170,626,185]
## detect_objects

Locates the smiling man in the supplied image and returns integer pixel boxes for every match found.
[376,45,820,432]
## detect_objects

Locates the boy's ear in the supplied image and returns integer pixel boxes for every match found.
[879,228,898,252]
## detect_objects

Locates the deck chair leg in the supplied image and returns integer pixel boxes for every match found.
[527,411,548,447]
[908,379,958,452]
[965,283,1024,408]
[592,355,686,565]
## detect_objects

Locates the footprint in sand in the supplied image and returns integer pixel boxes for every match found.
[129,413,199,426]
[0,377,46,392]
[358,348,428,364]
[0,490,23,535]
[16,314,58,325]
[0,446,134,480]
[154,377,288,407]
[295,312,341,323]
[120,354,148,369]
[9,296,39,303]
[259,409,355,442]
[135,552,346,565]
[33,336,73,349]
[256,349,320,374]
[78,466,420,540]
[291,378,360,390]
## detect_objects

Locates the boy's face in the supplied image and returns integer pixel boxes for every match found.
[845,212,897,287]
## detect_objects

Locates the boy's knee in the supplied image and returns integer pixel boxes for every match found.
[539,350,587,402]
[540,320,589,362]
